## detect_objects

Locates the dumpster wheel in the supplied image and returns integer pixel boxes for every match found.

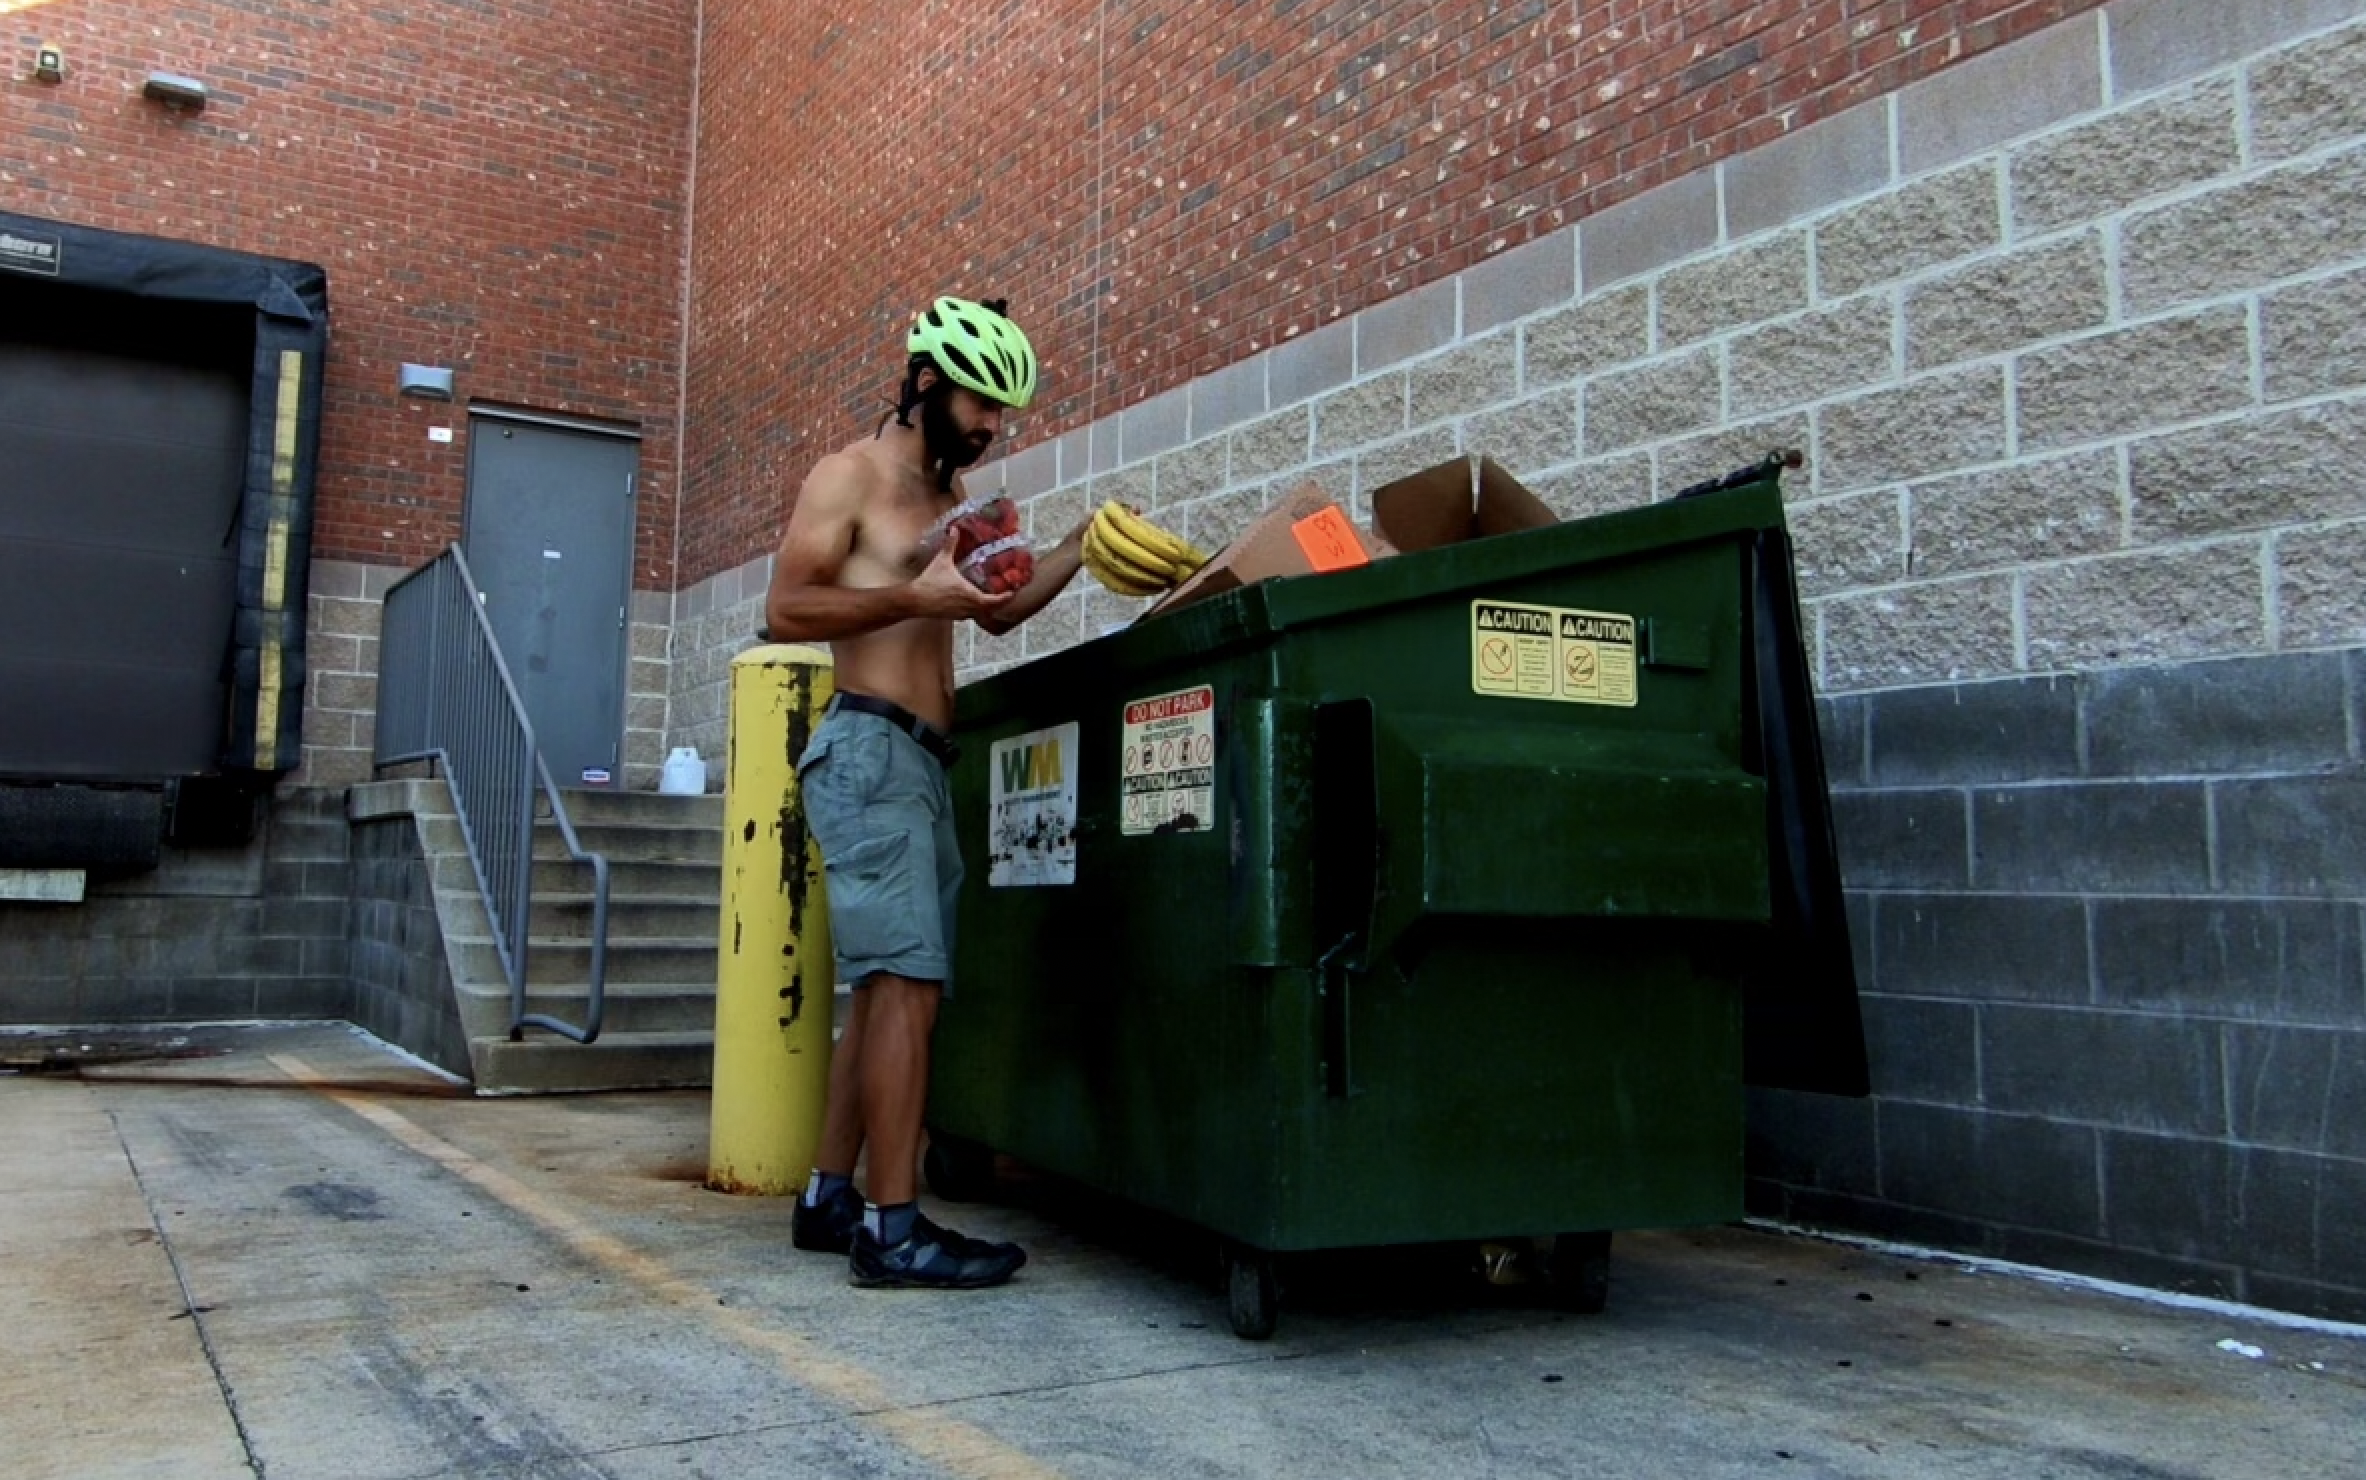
[1543,1231,1612,1314]
[921,1132,996,1203]
[1222,1243,1282,1340]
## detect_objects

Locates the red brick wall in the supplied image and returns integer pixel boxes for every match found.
[2,0,696,587]
[683,0,2107,582]
[3,1,2111,590]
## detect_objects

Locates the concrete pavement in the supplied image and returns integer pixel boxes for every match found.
[3,1021,2360,1480]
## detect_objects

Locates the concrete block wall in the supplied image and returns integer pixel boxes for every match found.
[0,790,352,1027]
[661,0,2366,1323]
[345,809,470,1081]
[296,561,398,789]
[1772,653,2366,1320]
[300,560,676,792]
[666,559,777,785]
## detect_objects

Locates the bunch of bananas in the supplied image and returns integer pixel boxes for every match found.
[1082,500,1209,598]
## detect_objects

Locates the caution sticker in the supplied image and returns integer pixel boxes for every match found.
[1120,685,1215,835]
[1471,599,1638,707]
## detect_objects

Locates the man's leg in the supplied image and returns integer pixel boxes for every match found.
[812,983,871,1179]
[822,723,1023,1288]
[790,985,871,1252]
[846,970,1025,1289]
[853,973,939,1207]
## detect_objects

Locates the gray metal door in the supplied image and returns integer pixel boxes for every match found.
[462,413,638,789]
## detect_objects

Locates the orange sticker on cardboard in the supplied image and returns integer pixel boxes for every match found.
[1291,506,1368,573]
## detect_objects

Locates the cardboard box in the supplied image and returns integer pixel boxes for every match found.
[1368,454,1558,553]
[1144,455,1558,619]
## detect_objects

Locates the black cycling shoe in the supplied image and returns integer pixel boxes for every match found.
[848,1215,1027,1289]
[789,1184,864,1255]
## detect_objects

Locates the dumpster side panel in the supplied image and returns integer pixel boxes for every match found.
[1277,925,1747,1250]
[1252,511,1765,1250]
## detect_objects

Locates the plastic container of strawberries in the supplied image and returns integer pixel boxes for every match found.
[924,497,1036,595]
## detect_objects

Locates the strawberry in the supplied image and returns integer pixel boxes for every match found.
[923,497,1035,592]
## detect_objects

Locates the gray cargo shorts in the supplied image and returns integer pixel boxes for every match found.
[796,706,963,993]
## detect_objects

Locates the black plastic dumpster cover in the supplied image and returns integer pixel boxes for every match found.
[0,207,328,779]
[1738,526,1870,1097]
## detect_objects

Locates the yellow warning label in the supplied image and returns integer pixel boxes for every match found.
[1471,599,1638,707]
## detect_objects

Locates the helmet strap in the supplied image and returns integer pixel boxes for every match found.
[892,358,932,428]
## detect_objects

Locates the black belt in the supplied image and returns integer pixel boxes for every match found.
[828,692,961,768]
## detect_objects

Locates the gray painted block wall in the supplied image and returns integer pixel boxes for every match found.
[1752,649,2366,1321]
[346,814,471,1081]
[0,789,353,1027]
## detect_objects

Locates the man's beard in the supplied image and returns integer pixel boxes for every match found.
[921,384,994,490]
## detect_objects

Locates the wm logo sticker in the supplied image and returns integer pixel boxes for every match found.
[998,736,1064,794]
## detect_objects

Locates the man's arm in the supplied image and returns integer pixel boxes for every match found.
[764,454,1011,642]
[975,514,1090,637]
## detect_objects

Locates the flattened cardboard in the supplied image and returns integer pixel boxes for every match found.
[1148,483,1386,616]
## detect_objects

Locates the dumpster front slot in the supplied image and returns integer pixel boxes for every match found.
[1360,717,1771,964]
[1228,696,1318,968]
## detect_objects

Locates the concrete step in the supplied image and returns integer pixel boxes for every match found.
[467,1029,715,1095]
[414,813,721,868]
[528,893,719,941]
[431,853,720,899]
[538,791,725,829]
[448,935,718,990]
[533,818,721,866]
[357,776,735,1095]
[457,980,718,1036]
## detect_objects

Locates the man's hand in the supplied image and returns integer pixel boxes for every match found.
[908,543,1017,621]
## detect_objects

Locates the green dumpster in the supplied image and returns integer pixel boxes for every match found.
[929,455,1866,1337]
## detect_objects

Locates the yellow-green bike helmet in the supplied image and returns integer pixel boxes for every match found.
[907,295,1037,410]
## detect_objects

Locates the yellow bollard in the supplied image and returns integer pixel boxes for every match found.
[707,644,836,1195]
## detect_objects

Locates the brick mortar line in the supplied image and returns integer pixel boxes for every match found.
[1799,517,2364,616]
[1770,374,2366,509]
[1833,763,2366,792]
[2232,31,2259,173]
[1808,1073,2282,1131]
[1828,1095,2366,1170]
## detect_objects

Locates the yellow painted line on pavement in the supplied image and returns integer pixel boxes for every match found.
[269,1054,1065,1480]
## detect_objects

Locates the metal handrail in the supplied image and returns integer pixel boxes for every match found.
[374,543,610,1044]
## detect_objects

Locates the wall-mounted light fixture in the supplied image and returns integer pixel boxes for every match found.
[142,71,209,110]
[397,363,456,401]
[33,44,65,84]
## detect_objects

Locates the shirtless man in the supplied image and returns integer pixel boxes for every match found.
[765,296,1086,1289]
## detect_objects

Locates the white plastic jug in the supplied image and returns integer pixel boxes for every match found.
[659,746,705,796]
